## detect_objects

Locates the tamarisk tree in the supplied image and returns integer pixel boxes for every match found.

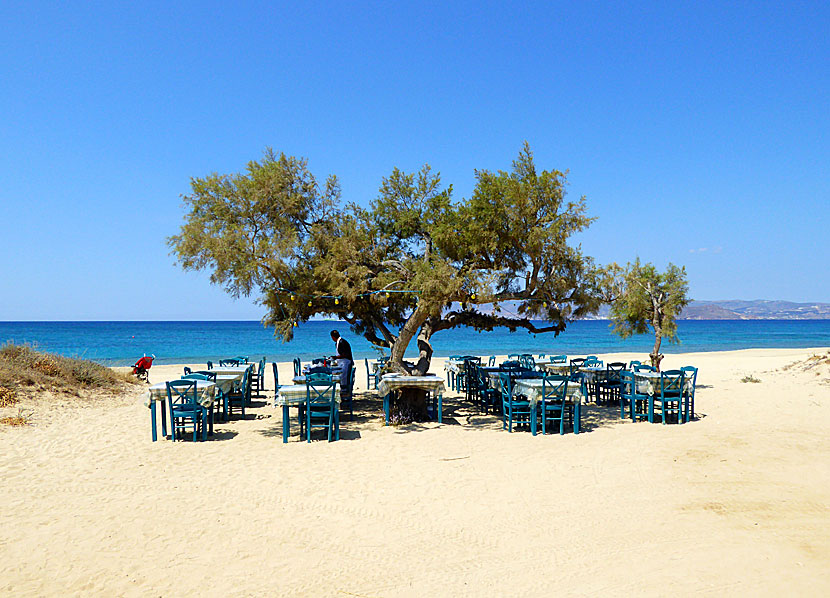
[609,259,690,370]
[169,144,606,414]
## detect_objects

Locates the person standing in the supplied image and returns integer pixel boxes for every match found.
[330,330,353,395]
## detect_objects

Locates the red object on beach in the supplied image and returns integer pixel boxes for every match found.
[132,355,154,382]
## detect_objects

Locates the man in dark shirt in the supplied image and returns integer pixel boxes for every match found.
[330,330,353,396]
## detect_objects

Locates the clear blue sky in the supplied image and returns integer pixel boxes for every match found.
[1,1,827,320]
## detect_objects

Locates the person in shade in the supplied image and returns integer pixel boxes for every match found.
[330,330,353,396]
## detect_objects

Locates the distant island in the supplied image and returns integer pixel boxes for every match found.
[584,300,830,320]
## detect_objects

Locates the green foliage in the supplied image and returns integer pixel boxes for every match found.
[741,374,761,383]
[609,259,690,368]
[169,143,606,371]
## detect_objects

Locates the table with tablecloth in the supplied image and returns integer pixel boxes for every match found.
[146,380,216,441]
[512,378,584,434]
[377,374,446,424]
[275,383,340,442]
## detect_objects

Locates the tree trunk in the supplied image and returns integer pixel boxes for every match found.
[389,303,429,373]
[386,304,432,423]
[650,330,664,370]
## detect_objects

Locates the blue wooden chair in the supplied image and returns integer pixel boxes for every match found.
[652,370,685,424]
[165,380,207,442]
[272,362,281,391]
[681,366,698,422]
[620,371,649,421]
[499,372,531,433]
[634,364,657,373]
[629,360,641,370]
[293,358,301,377]
[477,366,500,414]
[583,358,603,368]
[183,366,192,375]
[219,358,239,367]
[303,373,339,442]
[235,356,249,364]
[206,360,213,370]
[550,355,567,363]
[365,358,381,390]
[250,356,266,397]
[488,355,496,367]
[226,368,250,419]
[182,373,214,381]
[568,357,586,378]
[540,375,572,434]
[597,362,626,404]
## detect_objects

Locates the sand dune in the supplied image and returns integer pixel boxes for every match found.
[1,348,829,596]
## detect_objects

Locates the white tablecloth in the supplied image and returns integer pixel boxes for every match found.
[377,375,445,397]
[633,372,693,396]
[146,380,216,408]
[543,363,571,375]
[512,379,584,407]
[275,383,340,406]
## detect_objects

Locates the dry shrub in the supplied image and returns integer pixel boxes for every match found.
[0,409,30,426]
[0,386,17,407]
[0,343,139,403]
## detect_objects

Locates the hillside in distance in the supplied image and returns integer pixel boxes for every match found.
[586,300,830,320]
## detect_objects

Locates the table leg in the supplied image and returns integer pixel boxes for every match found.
[574,401,581,434]
[150,402,157,442]
[282,405,289,443]
[437,393,443,424]
[161,401,168,439]
[208,404,214,436]
[531,406,537,436]
[384,394,390,425]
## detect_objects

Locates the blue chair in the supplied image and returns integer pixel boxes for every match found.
[476,366,500,414]
[165,380,207,442]
[620,371,649,421]
[206,360,213,370]
[583,358,603,368]
[234,356,249,364]
[303,373,339,442]
[540,375,571,435]
[499,372,531,433]
[488,355,496,366]
[251,356,266,397]
[226,368,250,419]
[634,364,657,373]
[365,358,381,390]
[629,360,641,370]
[550,355,567,363]
[183,366,192,375]
[219,358,239,367]
[272,362,281,391]
[182,373,215,381]
[597,362,626,404]
[681,366,698,422]
[651,370,685,424]
[519,354,536,370]
[293,358,301,377]
[568,357,586,378]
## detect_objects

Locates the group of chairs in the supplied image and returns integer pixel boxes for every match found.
[454,354,700,434]
[554,357,699,424]
[164,357,268,442]
[455,356,578,435]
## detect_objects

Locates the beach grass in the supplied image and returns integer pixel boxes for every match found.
[0,343,138,400]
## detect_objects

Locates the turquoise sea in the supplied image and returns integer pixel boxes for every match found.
[1,320,828,367]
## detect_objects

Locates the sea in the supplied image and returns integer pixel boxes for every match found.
[1,320,828,367]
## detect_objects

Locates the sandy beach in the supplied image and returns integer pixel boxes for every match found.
[1,348,829,596]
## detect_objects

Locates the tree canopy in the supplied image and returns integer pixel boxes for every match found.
[169,143,607,375]
[609,259,690,369]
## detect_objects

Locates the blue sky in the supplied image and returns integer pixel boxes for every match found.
[1,1,827,320]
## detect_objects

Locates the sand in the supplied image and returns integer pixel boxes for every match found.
[1,348,829,597]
